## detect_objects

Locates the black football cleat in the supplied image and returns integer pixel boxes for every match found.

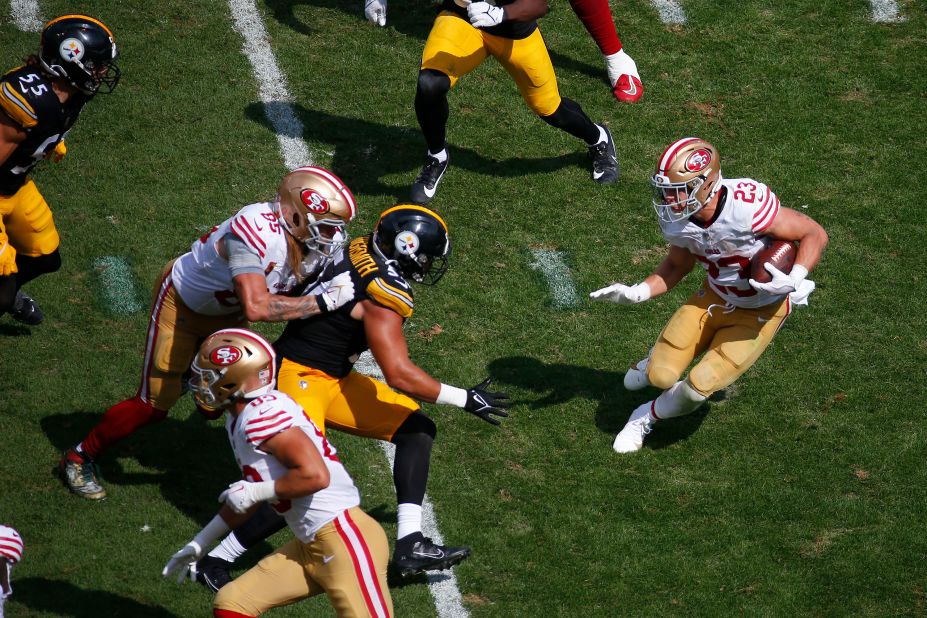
[393,533,471,578]
[588,124,620,185]
[193,555,233,592]
[10,290,44,325]
[410,152,449,204]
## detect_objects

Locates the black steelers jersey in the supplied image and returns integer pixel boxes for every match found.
[0,64,89,195]
[274,235,415,378]
[439,0,538,40]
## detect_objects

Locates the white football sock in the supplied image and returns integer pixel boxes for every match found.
[428,148,448,163]
[653,380,707,420]
[397,503,423,540]
[208,533,247,563]
[605,49,640,86]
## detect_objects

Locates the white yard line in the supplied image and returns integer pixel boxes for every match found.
[529,248,578,309]
[354,352,471,618]
[227,2,467,612]
[227,0,311,169]
[10,0,42,32]
[93,256,142,315]
[870,0,904,22]
[650,0,686,24]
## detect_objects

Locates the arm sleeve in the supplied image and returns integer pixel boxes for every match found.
[225,233,265,277]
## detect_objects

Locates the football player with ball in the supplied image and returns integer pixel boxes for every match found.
[591,137,828,453]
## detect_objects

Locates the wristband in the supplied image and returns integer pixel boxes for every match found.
[252,480,278,502]
[436,383,468,408]
[789,265,809,283]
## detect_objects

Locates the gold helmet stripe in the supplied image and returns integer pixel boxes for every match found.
[378,204,448,234]
[45,14,115,39]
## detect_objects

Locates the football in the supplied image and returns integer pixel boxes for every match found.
[750,239,797,283]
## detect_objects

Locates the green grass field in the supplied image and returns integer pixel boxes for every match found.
[2,0,926,615]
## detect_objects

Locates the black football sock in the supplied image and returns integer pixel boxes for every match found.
[391,412,436,506]
[540,97,601,144]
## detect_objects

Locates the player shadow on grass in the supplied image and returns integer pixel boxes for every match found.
[11,576,180,617]
[264,0,436,40]
[243,102,589,200]
[487,355,708,449]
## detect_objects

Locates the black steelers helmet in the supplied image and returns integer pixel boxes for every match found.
[39,15,120,95]
[372,204,451,285]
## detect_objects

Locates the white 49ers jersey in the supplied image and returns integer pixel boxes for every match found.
[659,177,784,309]
[227,390,361,543]
[171,202,297,315]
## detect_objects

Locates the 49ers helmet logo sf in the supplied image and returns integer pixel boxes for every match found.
[299,189,330,215]
[210,345,242,366]
[685,149,712,172]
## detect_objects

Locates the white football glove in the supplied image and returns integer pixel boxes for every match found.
[314,270,357,312]
[467,1,506,28]
[162,541,203,584]
[788,278,816,306]
[218,480,277,514]
[364,0,386,26]
[749,264,809,296]
[589,282,651,305]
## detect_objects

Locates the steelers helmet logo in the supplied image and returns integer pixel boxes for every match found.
[60,38,84,62]
[395,231,420,256]
[685,149,712,172]
[210,345,243,366]
[300,189,330,214]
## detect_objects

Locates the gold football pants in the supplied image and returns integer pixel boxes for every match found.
[277,358,421,441]
[0,180,60,274]
[421,12,562,117]
[136,261,245,410]
[647,283,792,396]
[214,507,393,617]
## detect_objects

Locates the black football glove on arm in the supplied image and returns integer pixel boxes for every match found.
[463,378,510,426]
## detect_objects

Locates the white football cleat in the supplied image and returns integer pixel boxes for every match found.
[623,357,650,391]
[613,402,656,453]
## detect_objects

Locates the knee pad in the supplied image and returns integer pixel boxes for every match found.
[416,69,451,100]
[647,363,681,391]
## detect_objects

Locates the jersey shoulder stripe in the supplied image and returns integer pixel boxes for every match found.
[752,189,780,233]
[244,408,294,446]
[0,80,38,128]
[231,215,267,258]
[367,277,414,318]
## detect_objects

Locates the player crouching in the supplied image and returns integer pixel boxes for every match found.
[162,328,392,617]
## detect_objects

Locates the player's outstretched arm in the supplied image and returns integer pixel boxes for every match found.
[590,245,695,303]
[363,300,510,425]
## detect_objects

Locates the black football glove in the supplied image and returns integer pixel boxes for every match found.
[464,378,510,426]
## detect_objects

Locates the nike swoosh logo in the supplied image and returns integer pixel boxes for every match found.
[415,548,444,559]
[322,555,336,564]
[423,184,437,198]
[620,79,638,96]
[757,317,770,323]
[592,169,606,180]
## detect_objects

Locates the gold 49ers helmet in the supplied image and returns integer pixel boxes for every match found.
[276,166,357,253]
[651,137,722,223]
[39,15,120,95]
[189,328,276,417]
[372,204,451,285]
